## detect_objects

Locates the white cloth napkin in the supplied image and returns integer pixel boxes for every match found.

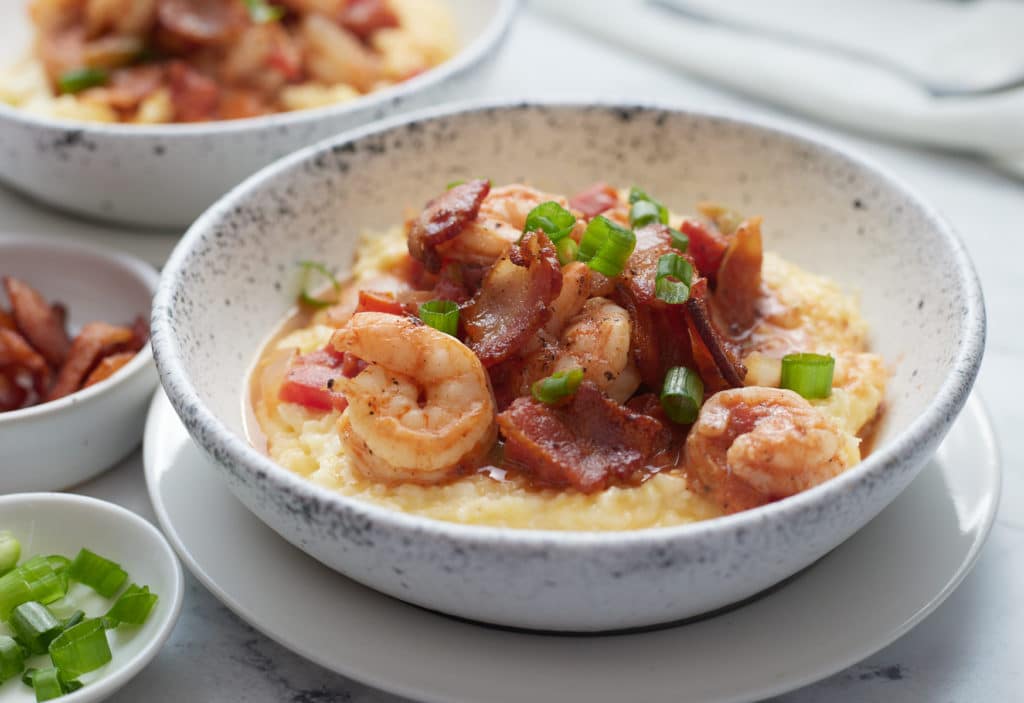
[532,0,1024,176]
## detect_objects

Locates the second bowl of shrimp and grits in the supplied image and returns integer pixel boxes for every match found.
[152,101,985,631]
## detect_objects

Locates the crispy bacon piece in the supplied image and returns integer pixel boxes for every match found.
[83,351,135,388]
[0,328,51,394]
[408,179,490,273]
[167,60,219,122]
[157,0,245,45]
[569,182,619,218]
[278,347,360,412]
[3,277,70,368]
[680,218,728,283]
[462,231,562,367]
[497,383,671,492]
[105,65,165,110]
[0,372,27,412]
[686,281,746,389]
[714,217,763,336]
[0,308,14,331]
[615,284,696,390]
[47,322,134,401]
[339,0,400,40]
[354,290,411,317]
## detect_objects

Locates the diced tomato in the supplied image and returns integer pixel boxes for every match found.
[680,218,729,282]
[569,182,619,218]
[278,347,352,412]
[354,290,407,316]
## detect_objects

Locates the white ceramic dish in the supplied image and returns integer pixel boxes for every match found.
[0,235,159,493]
[143,389,1000,703]
[0,0,518,228]
[0,492,184,703]
[151,101,986,631]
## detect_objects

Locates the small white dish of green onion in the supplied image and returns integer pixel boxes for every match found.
[0,494,183,703]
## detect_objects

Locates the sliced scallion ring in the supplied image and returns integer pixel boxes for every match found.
[0,532,20,576]
[654,253,694,304]
[0,636,24,684]
[576,216,636,277]
[555,237,578,265]
[57,68,107,94]
[418,300,460,337]
[629,200,662,228]
[68,549,127,598]
[780,353,835,399]
[668,226,689,252]
[297,260,341,309]
[660,367,704,424]
[30,667,64,701]
[104,584,158,627]
[48,619,111,679]
[11,602,62,655]
[523,201,576,243]
[243,0,285,23]
[531,367,584,404]
[0,556,67,619]
[628,186,669,225]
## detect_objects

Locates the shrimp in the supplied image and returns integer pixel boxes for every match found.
[554,297,640,403]
[330,312,497,484]
[685,387,854,512]
[436,185,580,268]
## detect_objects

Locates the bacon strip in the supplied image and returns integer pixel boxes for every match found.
[680,218,728,283]
[167,60,219,122]
[0,328,51,394]
[157,0,244,45]
[0,308,14,331]
[462,230,562,367]
[339,0,400,40]
[686,283,746,389]
[47,322,134,401]
[569,182,619,218]
[497,383,671,492]
[3,277,70,367]
[83,351,135,388]
[0,372,27,412]
[408,179,491,273]
[713,217,763,336]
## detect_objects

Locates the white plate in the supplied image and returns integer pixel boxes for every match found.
[143,389,999,703]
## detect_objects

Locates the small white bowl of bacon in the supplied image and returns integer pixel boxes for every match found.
[0,236,158,493]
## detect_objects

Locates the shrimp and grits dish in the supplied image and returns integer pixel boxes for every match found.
[0,0,455,123]
[248,180,888,531]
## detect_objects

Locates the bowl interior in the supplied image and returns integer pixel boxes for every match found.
[159,104,978,509]
[0,493,182,703]
[0,238,155,335]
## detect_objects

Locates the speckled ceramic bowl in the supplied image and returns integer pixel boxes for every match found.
[0,0,516,228]
[151,101,985,632]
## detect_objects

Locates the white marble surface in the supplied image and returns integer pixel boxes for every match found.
[2,4,1022,701]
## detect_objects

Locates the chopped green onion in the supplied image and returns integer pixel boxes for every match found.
[0,531,20,576]
[30,667,63,701]
[445,179,464,189]
[654,253,694,304]
[243,0,285,23]
[105,584,158,627]
[576,216,636,277]
[57,67,108,94]
[0,636,25,683]
[780,353,835,399]
[0,556,67,619]
[628,186,669,225]
[11,602,62,655]
[523,201,576,243]
[68,549,127,598]
[531,367,584,404]
[21,667,36,687]
[668,226,689,252]
[418,300,459,336]
[45,556,70,575]
[62,610,85,631]
[555,237,578,265]
[660,367,704,424]
[629,200,662,228]
[48,619,111,678]
[297,260,341,309]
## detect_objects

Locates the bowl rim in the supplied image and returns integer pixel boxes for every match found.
[0,0,519,137]
[152,98,987,546]
[0,491,185,703]
[0,234,159,427]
